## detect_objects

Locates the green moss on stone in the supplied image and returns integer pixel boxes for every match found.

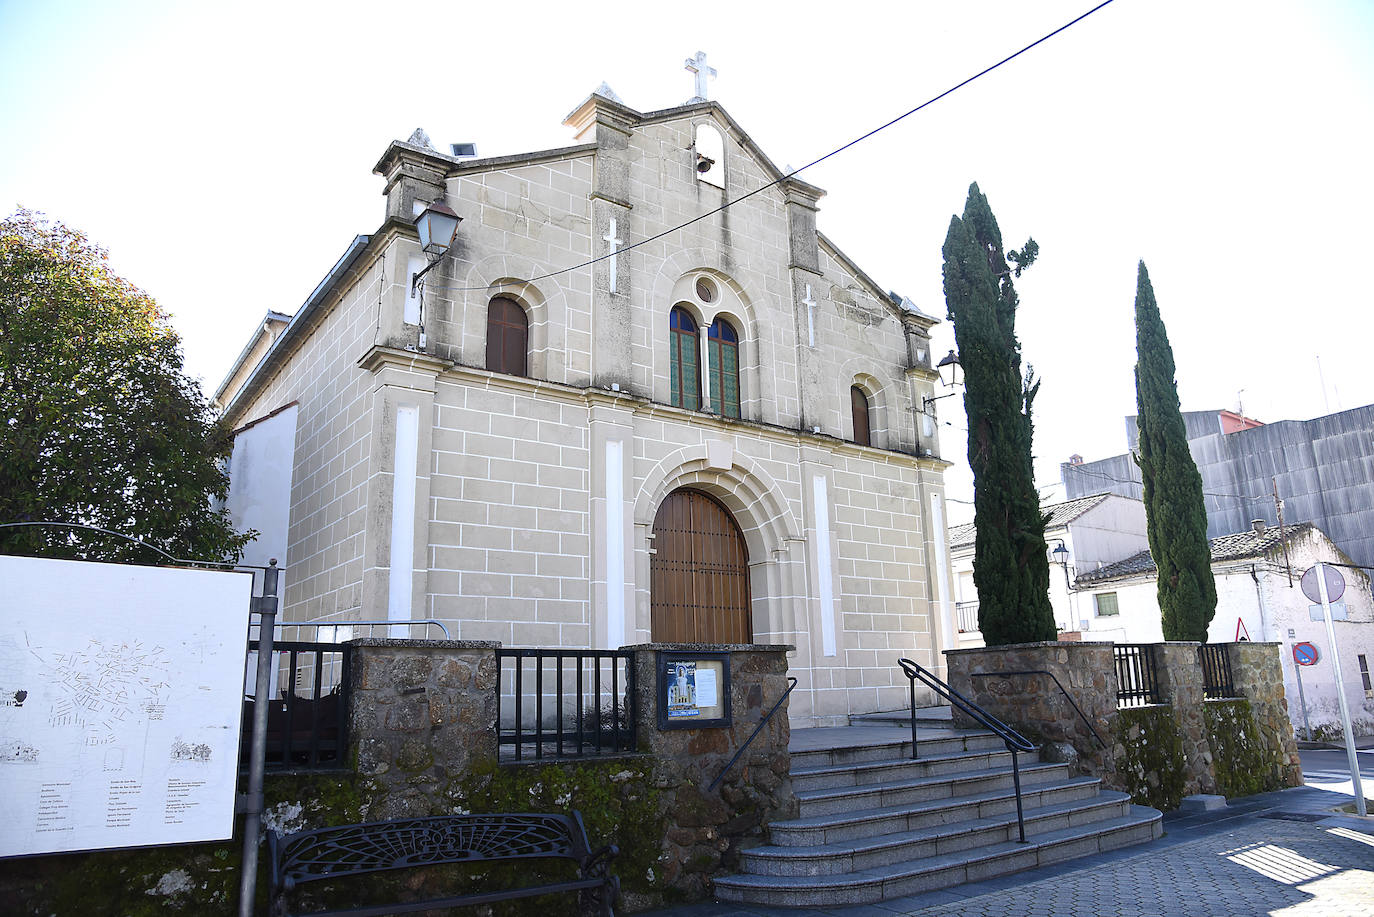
[1111,706,1187,811]
[1205,699,1284,798]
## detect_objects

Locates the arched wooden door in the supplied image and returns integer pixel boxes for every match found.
[650,489,753,643]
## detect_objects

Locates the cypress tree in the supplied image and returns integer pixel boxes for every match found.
[942,183,1056,645]
[1133,261,1217,641]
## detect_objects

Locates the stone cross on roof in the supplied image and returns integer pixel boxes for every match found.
[685,51,716,103]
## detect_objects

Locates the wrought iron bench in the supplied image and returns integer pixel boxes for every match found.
[268,811,620,916]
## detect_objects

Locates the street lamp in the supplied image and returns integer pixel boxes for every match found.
[923,350,963,412]
[410,199,462,293]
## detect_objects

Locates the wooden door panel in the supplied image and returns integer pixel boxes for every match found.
[650,489,751,644]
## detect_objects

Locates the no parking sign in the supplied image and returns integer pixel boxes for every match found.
[1293,642,1319,666]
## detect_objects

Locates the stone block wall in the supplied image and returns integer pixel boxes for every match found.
[348,639,499,818]
[945,640,1302,808]
[1227,641,1303,787]
[626,643,798,900]
[944,641,1119,779]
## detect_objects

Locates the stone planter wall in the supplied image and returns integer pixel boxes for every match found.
[944,640,1302,808]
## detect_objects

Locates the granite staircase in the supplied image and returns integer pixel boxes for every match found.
[713,727,1162,909]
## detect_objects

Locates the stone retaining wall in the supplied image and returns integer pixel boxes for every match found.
[945,640,1302,807]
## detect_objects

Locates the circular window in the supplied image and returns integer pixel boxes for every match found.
[695,277,717,304]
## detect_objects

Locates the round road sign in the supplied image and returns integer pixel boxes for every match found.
[1300,564,1345,604]
[1293,642,1320,666]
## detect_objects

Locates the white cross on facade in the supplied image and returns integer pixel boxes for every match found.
[685,51,717,102]
[603,218,623,294]
[803,284,817,347]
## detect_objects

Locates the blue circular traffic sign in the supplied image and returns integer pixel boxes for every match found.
[1293,642,1319,666]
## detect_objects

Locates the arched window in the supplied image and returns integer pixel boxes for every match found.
[485,296,528,377]
[669,307,701,411]
[707,318,740,418]
[851,386,871,446]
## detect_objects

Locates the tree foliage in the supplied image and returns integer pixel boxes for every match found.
[0,209,252,564]
[1133,261,1216,641]
[942,183,1056,645]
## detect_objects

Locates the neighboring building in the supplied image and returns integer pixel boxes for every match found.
[1077,522,1374,739]
[947,493,1149,647]
[215,85,956,727]
[1063,405,1374,569]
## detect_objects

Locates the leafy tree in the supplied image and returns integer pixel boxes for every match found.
[0,209,252,564]
[942,183,1055,645]
[1133,261,1216,641]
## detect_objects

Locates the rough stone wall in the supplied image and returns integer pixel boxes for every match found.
[1153,642,1217,796]
[944,642,1118,779]
[1228,641,1303,787]
[627,644,797,900]
[946,641,1302,808]
[348,639,499,818]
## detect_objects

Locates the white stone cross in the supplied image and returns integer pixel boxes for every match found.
[685,51,717,102]
[803,284,816,347]
[604,218,623,294]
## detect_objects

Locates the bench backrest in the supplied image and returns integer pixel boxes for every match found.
[271,812,593,891]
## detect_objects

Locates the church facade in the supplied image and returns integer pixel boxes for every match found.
[217,86,955,726]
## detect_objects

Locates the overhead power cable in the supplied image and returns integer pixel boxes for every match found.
[431,0,1118,294]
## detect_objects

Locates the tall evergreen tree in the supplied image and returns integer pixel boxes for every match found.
[942,183,1055,645]
[1133,261,1217,641]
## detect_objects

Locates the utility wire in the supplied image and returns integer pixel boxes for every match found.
[430,0,1118,294]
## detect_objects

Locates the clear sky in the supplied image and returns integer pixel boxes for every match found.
[3,0,1372,522]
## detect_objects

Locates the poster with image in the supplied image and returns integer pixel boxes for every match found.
[666,660,699,718]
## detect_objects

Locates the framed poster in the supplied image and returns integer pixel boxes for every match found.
[0,556,252,858]
[656,651,731,729]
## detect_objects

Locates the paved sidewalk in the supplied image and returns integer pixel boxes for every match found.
[644,786,1374,917]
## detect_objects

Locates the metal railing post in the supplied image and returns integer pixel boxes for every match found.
[238,559,279,917]
[1010,748,1026,843]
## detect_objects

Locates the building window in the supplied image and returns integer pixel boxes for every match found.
[485,296,528,377]
[851,386,871,446]
[1095,593,1120,617]
[1360,654,1372,697]
[669,307,701,411]
[707,317,740,418]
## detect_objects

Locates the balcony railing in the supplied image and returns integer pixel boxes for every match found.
[496,649,637,761]
[1113,643,1161,707]
[955,601,980,634]
[240,639,351,772]
[1199,644,1238,699]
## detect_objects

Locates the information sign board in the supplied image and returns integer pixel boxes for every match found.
[0,556,251,857]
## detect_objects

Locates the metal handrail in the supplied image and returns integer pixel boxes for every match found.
[898,658,1034,843]
[708,677,797,793]
[970,670,1107,748]
[249,619,453,641]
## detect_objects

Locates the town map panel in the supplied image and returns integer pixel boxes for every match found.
[0,556,251,857]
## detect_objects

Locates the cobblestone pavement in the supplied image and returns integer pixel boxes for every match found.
[888,816,1374,917]
[646,788,1374,917]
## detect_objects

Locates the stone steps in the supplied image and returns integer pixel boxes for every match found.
[711,729,1162,909]
[714,807,1163,908]
[740,792,1136,876]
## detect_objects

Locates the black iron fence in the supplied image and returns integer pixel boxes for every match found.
[496,649,637,761]
[1199,643,1238,699]
[1113,643,1161,707]
[240,640,351,772]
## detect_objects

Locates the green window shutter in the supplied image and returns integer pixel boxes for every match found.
[721,342,739,417]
